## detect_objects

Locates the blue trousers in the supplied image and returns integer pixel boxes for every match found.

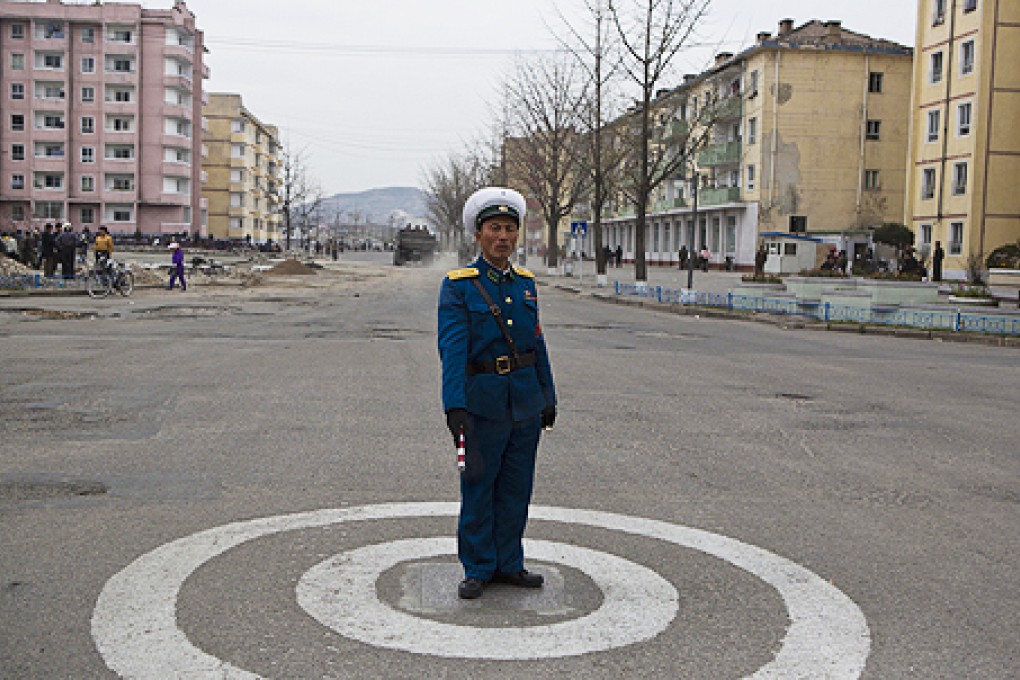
[168,264,186,290]
[458,414,541,580]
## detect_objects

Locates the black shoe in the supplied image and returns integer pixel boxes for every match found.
[492,569,544,588]
[458,577,486,599]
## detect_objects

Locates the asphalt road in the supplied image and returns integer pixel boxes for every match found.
[1,253,1017,679]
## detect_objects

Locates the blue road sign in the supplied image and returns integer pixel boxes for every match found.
[570,220,588,236]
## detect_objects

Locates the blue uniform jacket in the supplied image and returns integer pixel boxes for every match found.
[438,257,556,422]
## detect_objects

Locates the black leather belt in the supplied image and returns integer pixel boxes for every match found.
[467,351,536,376]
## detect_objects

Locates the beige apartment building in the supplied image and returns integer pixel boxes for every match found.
[605,19,914,269]
[906,0,1020,280]
[202,92,280,244]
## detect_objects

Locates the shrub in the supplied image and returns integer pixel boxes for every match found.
[872,223,914,249]
[986,241,1020,269]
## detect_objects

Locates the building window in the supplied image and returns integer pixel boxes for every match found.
[34,173,64,190]
[865,170,881,190]
[922,168,937,200]
[109,175,135,191]
[11,206,25,221]
[747,117,757,145]
[40,114,65,130]
[11,114,25,131]
[108,57,135,73]
[964,0,977,11]
[82,56,95,73]
[11,23,25,39]
[230,168,245,183]
[11,174,25,190]
[866,120,881,141]
[34,202,63,220]
[232,119,246,133]
[11,144,25,161]
[868,72,884,93]
[41,53,64,69]
[725,216,737,255]
[790,216,807,233]
[82,86,95,103]
[81,146,95,163]
[949,222,963,255]
[82,176,95,192]
[82,27,95,44]
[231,143,245,158]
[952,162,968,195]
[108,28,134,43]
[921,224,933,248]
[108,116,134,132]
[11,83,24,100]
[957,102,972,136]
[960,41,975,76]
[36,142,64,158]
[927,110,940,143]
[81,207,95,224]
[230,193,245,208]
[110,207,133,223]
[933,0,947,25]
[11,53,25,70]
[41,21,65,39]
[81,116,95,134]
[930,52,943,83]
[106,145,134,160]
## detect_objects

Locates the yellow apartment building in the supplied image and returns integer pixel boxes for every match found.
[906,0,1020,280]
[605,19,913,269]
[202,93,281,244]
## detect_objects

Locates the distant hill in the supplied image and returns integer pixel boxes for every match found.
[318,187,428,225]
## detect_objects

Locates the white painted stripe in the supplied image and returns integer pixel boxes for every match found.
[91,502,870,678]
[296,537,679,659]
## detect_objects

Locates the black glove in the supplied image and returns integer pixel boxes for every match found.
[540,406,557,430]
[446,408,469,444]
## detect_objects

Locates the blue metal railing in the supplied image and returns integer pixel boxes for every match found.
[613,282,1020,336]
[0,274,85,291]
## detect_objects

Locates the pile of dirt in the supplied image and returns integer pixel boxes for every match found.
[264,259,317,276]
[1,257,35,276]
[131,268,167,286]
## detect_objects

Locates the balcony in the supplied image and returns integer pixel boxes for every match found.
[698,186,742,206]
[698,140,741,167]
[652,197,687,212]
[710,96,742,120]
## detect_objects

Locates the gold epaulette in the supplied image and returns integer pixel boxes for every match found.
[513,266,535,279]
[446,267,479,281]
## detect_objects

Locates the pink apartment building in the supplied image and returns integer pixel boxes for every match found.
[0,0,207,237]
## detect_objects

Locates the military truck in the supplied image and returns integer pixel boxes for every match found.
[392,226,437,266]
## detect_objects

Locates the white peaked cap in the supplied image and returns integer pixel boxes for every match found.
[462,186,527,231]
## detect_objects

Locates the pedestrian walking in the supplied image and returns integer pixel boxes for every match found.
[167,242,187,291]
[615,244,623,268]
[23,228,39,269]
[438,186,557,601]
[679,245,689,270]
[754,244,767,277]
[700,246,710,272]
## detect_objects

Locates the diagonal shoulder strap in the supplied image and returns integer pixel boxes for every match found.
[470,278,520,359]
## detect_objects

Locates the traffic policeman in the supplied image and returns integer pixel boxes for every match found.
[438,186,557,600]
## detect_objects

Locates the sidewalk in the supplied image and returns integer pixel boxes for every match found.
[534,260,743,296]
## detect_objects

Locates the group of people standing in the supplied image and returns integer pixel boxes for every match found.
[0,224,91,279]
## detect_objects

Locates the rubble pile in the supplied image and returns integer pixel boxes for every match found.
[0,257,35,276]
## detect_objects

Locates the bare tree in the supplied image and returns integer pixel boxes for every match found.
[608,0,712,282]
[555,0,625,277]
[422,150,486,253]
[280,142,323,251]
[502,54,592,269]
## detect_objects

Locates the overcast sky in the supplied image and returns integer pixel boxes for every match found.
[150,0,918,196]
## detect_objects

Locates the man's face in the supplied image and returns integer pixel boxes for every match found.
[475,216,519,264]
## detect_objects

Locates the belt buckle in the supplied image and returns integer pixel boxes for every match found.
[495,356,511,375]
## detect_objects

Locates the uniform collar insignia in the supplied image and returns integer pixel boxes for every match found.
[486,269,501,284]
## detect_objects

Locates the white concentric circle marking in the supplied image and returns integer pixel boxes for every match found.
[91,502,871,679]
[296,537,679,659]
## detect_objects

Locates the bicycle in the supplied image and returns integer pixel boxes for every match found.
[86,258,134,298]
